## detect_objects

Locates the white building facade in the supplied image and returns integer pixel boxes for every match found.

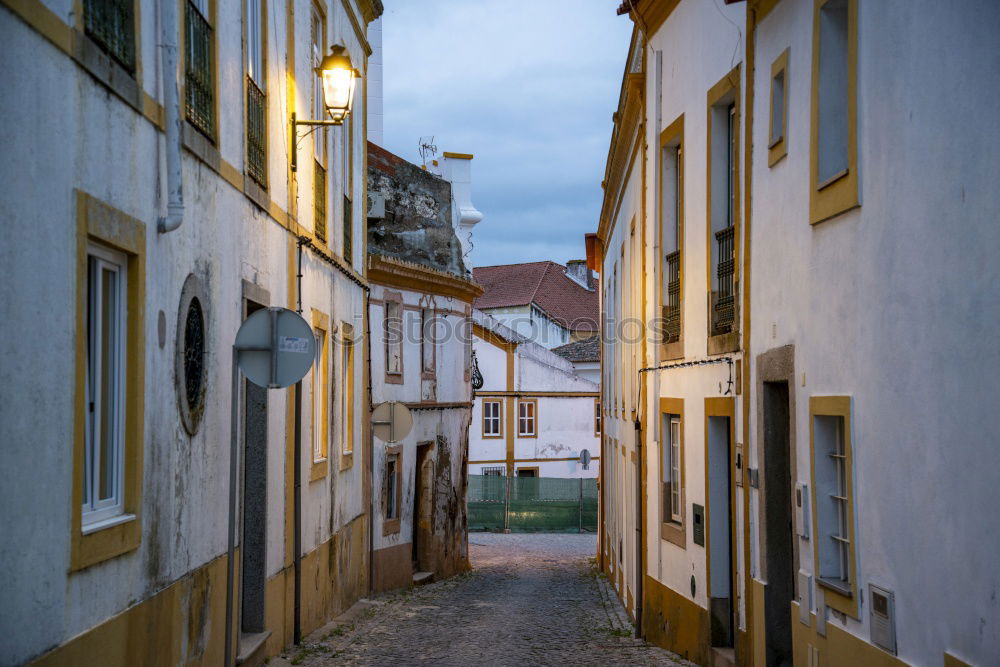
[0,0,380,664]
[470,312,600,479]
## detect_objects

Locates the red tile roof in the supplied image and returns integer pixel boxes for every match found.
[473,261,599,333]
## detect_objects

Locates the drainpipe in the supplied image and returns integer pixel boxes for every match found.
[157,0,183,233]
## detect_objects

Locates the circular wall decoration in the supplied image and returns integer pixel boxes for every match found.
[176,274,210,435]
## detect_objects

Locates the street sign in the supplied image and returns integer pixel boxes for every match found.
[579,448,592,470]
[371,401,413,443]
[234,307,315,388]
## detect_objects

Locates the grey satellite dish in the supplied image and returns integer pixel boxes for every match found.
[234,307,315,388]
[371,401,413,443]
[579,449,592,470]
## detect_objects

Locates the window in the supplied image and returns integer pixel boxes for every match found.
[84,243,128,527]
[342,112,354,264]
[660,115,684,353]
[340,324,355,461]
[517,399,537,437]
[482,400,502,437]
[311,8,327,241]
[311,313,329,477]
[659,399,685,546]
[421,308,435,377]
[73,191,145,571]
[84,0,136,73]
[384,299,403,379]
[483,466,504,477]
[383,445,402,534]
[810,0,858,223]
[185,0,215,139]
[707,67,740,345]
[810,396,858,617]
[516,468,537,478]
[594,400,602,436]
[386,455,398,518]
[246,0,266,186]
[768,48,789,166]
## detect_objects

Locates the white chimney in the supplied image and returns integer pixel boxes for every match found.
[565,260,592,290]
[439,152,483,269]
[367,18,383,144]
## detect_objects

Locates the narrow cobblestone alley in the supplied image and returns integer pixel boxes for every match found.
[276,534,690,666]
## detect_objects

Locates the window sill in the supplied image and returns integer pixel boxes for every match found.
[310,458,329,482]
[244,173,270,212]
[340,451,354,471]
[383,518,401,535]
[661,521,686,548]
[82,512,136,536]
[385,373,404,385]
[71,31,143,117]
[662,340,684,361]
[482,434,504,439]
[708,331,739,355]
[817,576,852,598]
[182,121,221,172]
[817,167,849,192]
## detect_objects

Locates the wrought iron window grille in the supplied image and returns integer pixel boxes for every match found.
[185,0,215,139]
[246,76,267,187]
[84,0,136,73]
[314,161,327,242]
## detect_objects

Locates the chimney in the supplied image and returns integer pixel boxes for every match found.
[366,18,383,144]
[439,152,483,268]
[565,260,592,290]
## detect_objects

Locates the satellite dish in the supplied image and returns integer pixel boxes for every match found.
[579,449,592,470]
[371,401,413,443]
[235,307,315,388]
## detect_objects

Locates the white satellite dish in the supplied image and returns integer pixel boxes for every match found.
[234,307,315,388]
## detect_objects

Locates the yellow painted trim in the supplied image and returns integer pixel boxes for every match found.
[71,190,146,572]
[339,0,373,58]
[310,309,330,481]
[659,398,685,548]
[284,236,296,568]
[944,652,974,667]
[792,602,905,666]
[481,398,504,439]
[750,0,782,23]
[808,395,859,618]
[516,398,538,438]
[768,47,790,167]
[368,254,483,303]
[340,322,355,470]
[705,65,742,351]
[658,113,685,361]
[809,0,859,224]
[505,396,515,477]
[442,151,473,160]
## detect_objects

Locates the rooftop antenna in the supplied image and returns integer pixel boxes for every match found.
[418,136,437,168]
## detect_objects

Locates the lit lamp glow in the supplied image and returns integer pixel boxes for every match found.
[317,45,358,122]
[291,43,360,172]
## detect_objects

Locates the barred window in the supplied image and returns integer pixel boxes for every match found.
[84,0,135,72]
[185,0,215,139]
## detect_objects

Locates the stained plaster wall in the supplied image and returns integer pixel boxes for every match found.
[749,1,1000,662]
[0,0,371,663]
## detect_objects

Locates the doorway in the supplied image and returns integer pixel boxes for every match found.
[707,414,734,648]
[763,381,793,667]
[241,299,267,635]
[413,442,434,573]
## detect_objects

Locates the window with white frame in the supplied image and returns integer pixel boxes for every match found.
[312,327,327,462]
[341,324,355,457]
[815,414,851,590]
[518,400,537,437]
[483,400,502,436]
[84,243,128,526]
[662,414,682,524]
[311,7,325,163]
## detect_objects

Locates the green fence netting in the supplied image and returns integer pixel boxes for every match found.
[467,475,598,533]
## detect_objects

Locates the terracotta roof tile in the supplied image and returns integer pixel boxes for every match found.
[472,261,599,333]
[553,335,601,363]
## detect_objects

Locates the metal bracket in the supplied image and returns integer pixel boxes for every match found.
[290,111,343,172]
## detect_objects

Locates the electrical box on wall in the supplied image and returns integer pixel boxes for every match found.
[797,571,813,625]
[795,482,810,539]
[735,442,744,487]
[693,504,705,546]
[869,584,897,655]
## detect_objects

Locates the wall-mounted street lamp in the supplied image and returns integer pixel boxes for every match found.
[290,44,359,172]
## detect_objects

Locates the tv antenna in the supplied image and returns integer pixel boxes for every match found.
[418,136,437,167]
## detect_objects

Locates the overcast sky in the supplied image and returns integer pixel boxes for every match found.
[379,0,633,268]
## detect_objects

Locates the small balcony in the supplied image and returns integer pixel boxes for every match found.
[711,225,736,337]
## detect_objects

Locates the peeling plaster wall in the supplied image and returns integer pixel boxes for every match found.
[367,142,467,277]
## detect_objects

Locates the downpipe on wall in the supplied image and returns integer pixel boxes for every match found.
[157,0,183,233]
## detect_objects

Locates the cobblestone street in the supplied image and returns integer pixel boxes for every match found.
[278,534,689,666]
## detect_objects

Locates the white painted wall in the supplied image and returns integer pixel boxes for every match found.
[750,1,1000,663]
[0,1,370,662]
[479,304,571,349]
[470,311,599,480]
